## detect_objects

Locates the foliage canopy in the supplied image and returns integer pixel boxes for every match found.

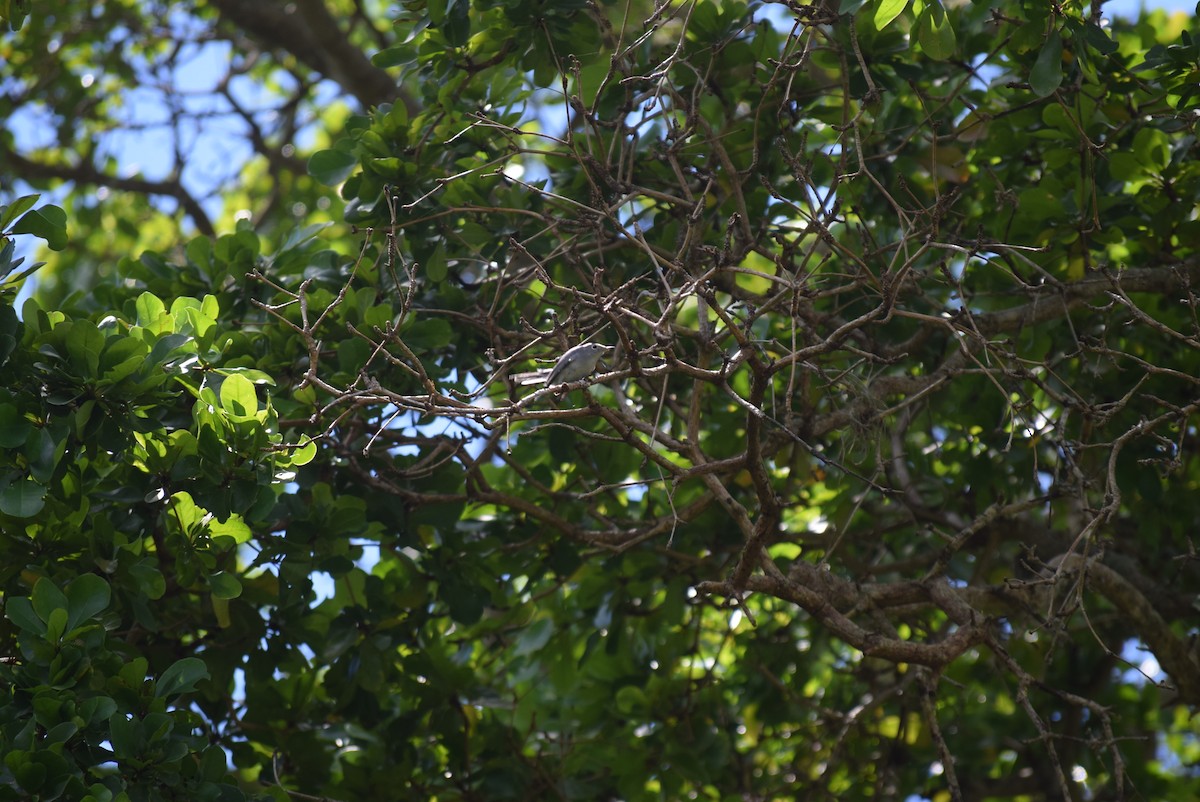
[3,0,1200,800]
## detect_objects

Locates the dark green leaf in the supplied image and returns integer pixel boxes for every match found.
[308,149,359,186]
[512,618,554,658]
[128,562,167,600]
[5,596,45,635]
[66,319,104,376]
[424,241,448,282]
[108,713,141,758]
[155,657,210,698]
[0,0,31,31]
[443,0,470,46]
[0,403,32,448]
[208,571,243,599]
[1079,22,1118,55]
[372,45,411,69]
[1030,31,1064,96]
[11,205,67,251]
[400,318,454,352]
[80,696,118,726]
[30,578,69,626]
[0,194,39,230]
[65,574,111,632]
[0,478,46,518]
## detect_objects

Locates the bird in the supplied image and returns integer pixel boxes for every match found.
[543,342,613,387]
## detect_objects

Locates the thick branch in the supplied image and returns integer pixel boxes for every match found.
[2,146,215,237]
[1055,553,1200,705]
[698,565,988,669]
[208,0,415,114]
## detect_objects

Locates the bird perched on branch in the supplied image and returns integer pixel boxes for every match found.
[545,342,613,387]
[514,342,613,388]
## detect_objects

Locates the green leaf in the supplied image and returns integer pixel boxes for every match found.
[208,571,243,600]
[5,596,45,635]
[129,562,167,600]
[372,44,411,69]
[401,318,454,352]
[155,657,209,698]
[13,756,46,791]
[1030,31,1064,97]
[211,595,232,629]
[31,578,69,625]
[441,574,486,625]
[44,721,78,745]
[11,205,67,251]
[199,745,229,782]
[45,606,68,643]
[65,574,111,632]
[0,303,17,364]
[1132,126,1171,171]
[916,4,956,61]
[0,403,32,448]
[108,713,141,758]
[119,657,149,688]
[168,491,208,531]
[512,618,555,658]
[290,438,317,466]
[135,292,168,329]
[145,332,190,366]
[873,0,908,30]
[219,373,258,417]
[0,194,38,230]
[185,235,213,272]
[0,0,31,31]
[308,149,359,186]
[210,514,252,544]
[24,427,59,483]
[80,696,117,726]
[443,0,471,46]
[424,241,448,282]
[66,319,104,376]
[0,239,26,284]
[0,478,46,518]
[1078,22,1117,56]
[615,685,648,715]
[212,366,276,386]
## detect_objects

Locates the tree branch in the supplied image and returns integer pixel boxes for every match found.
[2,145,216,236]
[208,0,415,114]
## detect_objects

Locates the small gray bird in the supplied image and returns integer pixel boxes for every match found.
[544,342,613,387]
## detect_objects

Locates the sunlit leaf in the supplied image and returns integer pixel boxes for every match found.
[873,0,909,30]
